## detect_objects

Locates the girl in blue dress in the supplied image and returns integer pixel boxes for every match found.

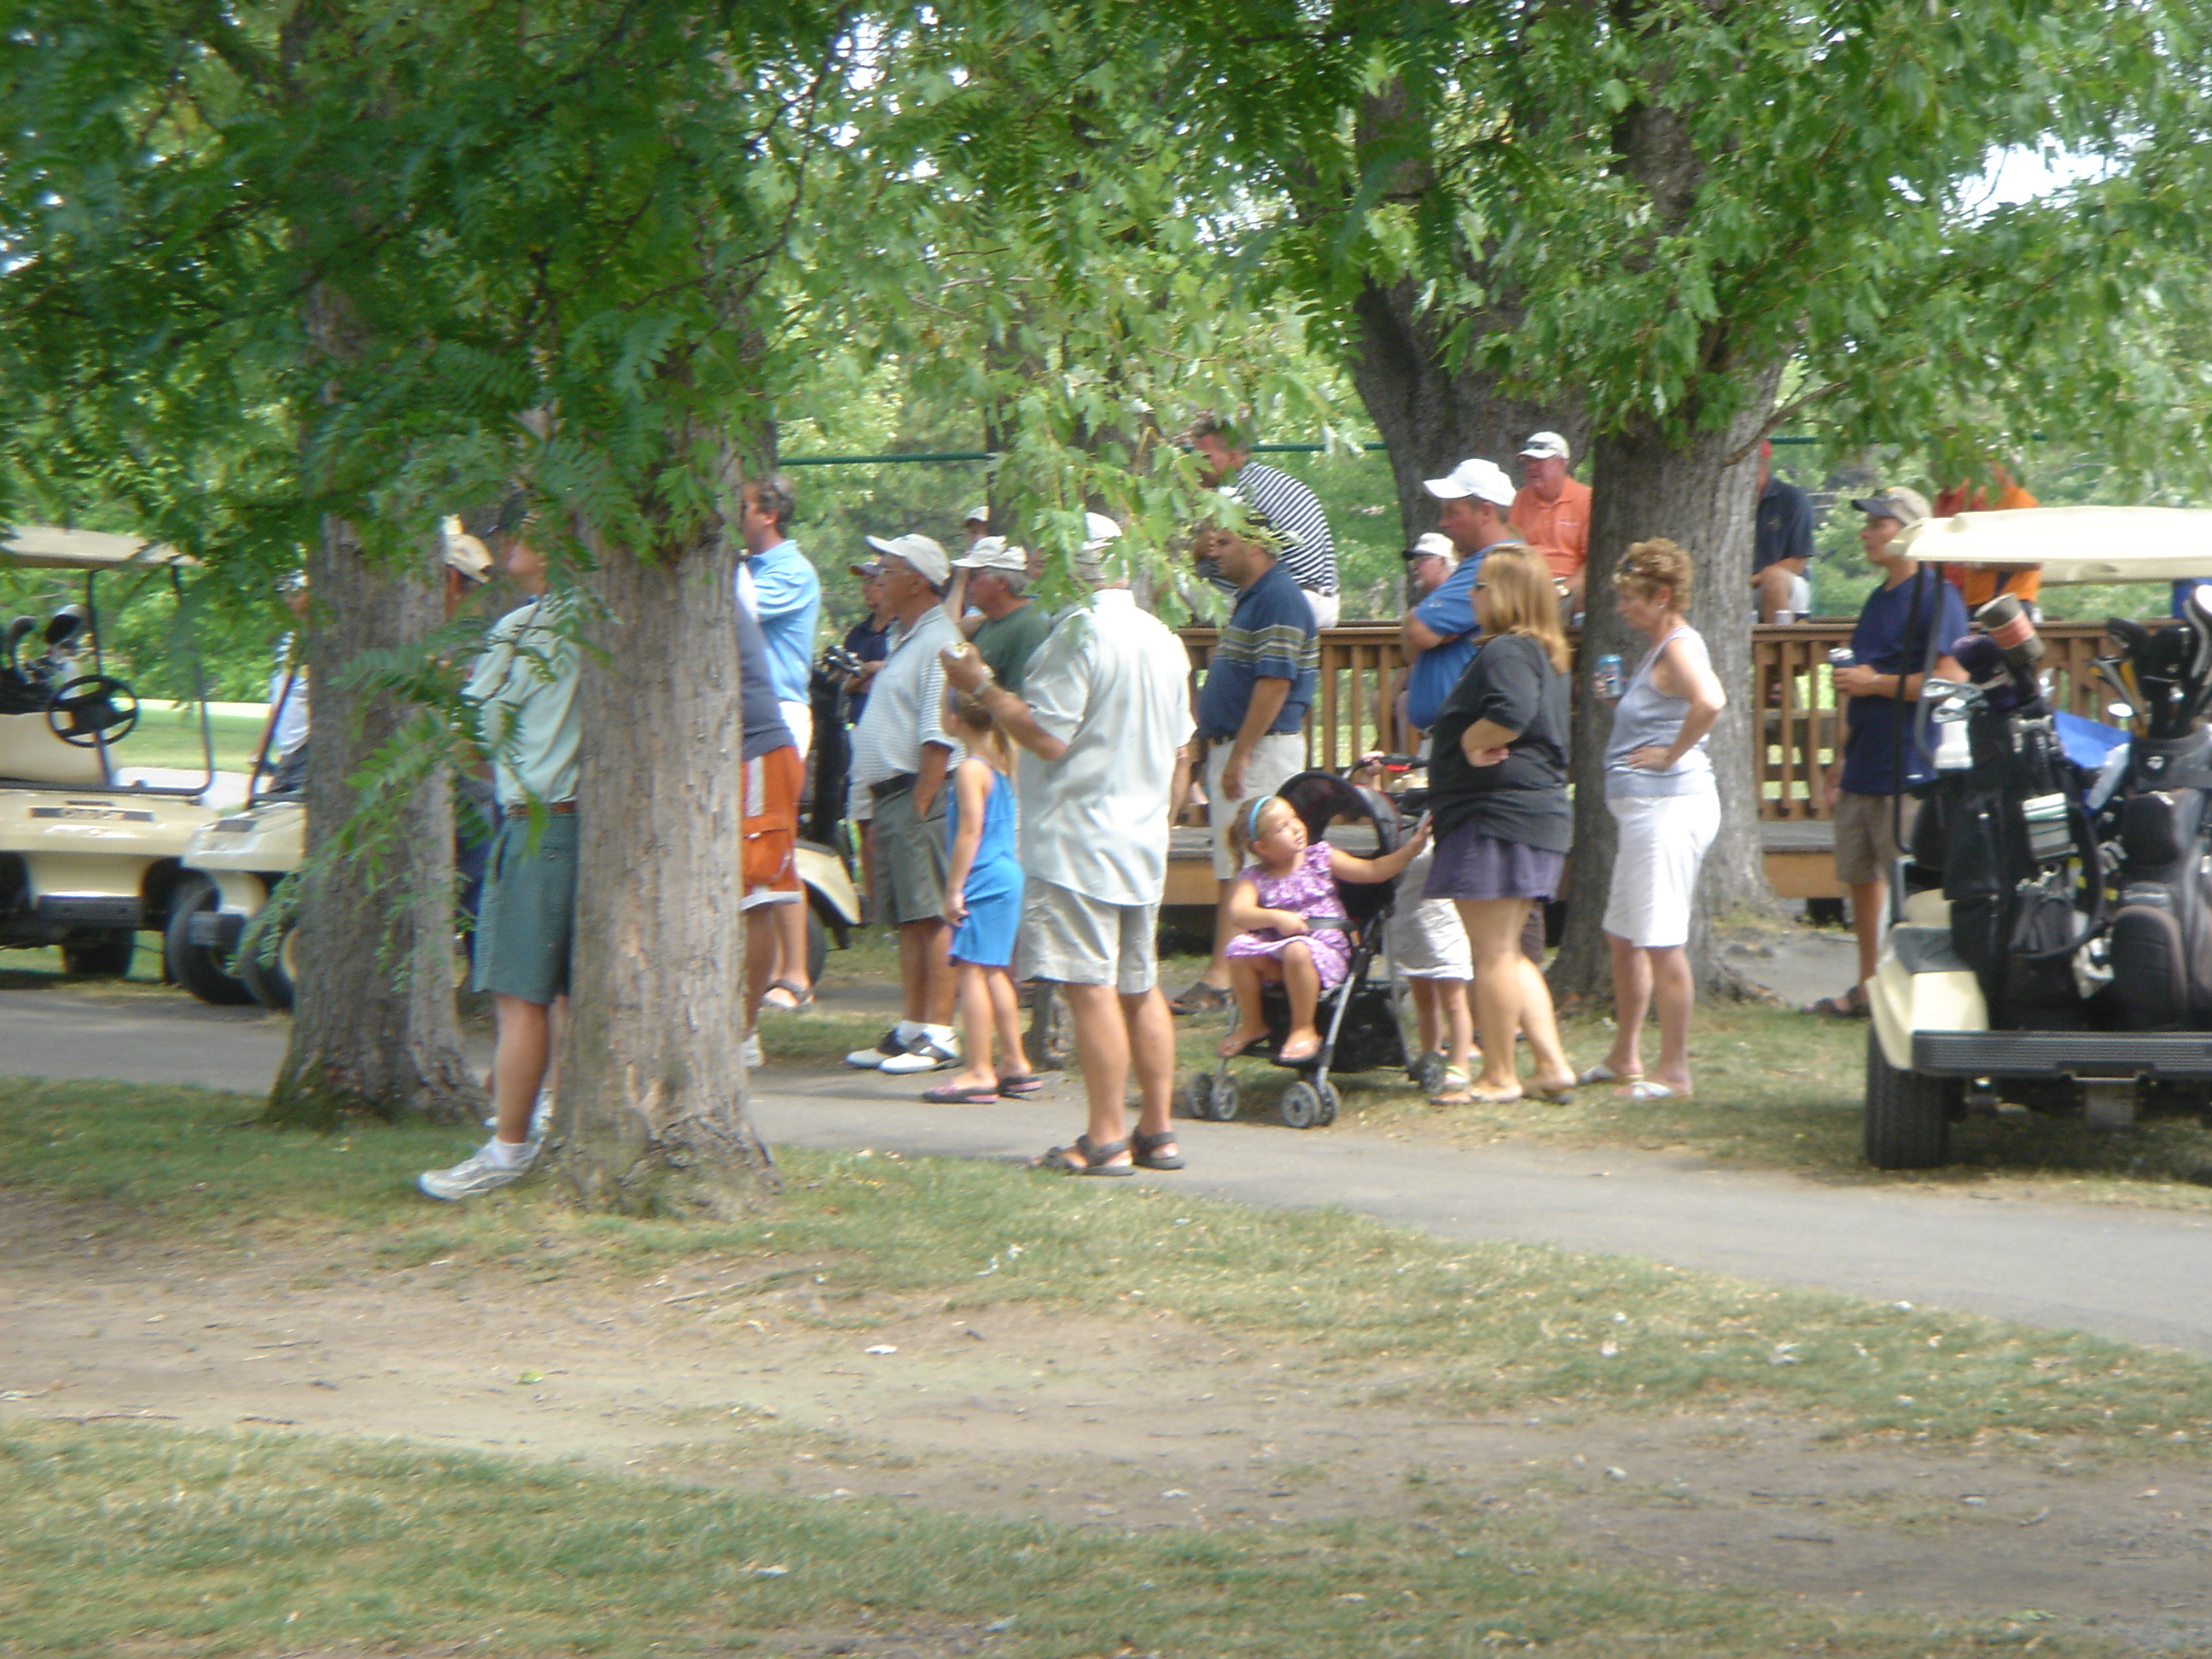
[923,687,1036,1103]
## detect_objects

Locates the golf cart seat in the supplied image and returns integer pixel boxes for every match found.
[0,712,107,787]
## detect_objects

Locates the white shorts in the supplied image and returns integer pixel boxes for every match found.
[1303,589,1341,630]
[1204,731,1308,879]
[1386,847,1470,978]
[1601,788,1720,949]
[778,699,813,760]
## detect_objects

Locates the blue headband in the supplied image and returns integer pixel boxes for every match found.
[1244,795,1278,845]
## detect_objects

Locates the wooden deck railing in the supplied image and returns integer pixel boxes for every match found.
[1181,619,2144,824]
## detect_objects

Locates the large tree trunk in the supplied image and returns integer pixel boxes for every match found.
[1547,372,1782,1006]
[265,521,482,1126]
[1346,276,1586,547]
[553,528,776,1215]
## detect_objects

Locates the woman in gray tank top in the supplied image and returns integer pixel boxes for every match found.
[1580,538,1726,1101]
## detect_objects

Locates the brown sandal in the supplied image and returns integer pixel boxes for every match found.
[1805,985,1868,1019]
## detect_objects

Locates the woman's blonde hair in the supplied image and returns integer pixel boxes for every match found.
[1226,794,1294,863]
[1475,546,1571,672]
[946,687,1012,770]
[1614,537,1693,608]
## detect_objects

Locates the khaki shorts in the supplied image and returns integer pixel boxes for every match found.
[1204,730,1307,879]
[1832,790,1916,888]
[1017,878,1159,994]
[870,778,949,926]
[1385,847,1471,979]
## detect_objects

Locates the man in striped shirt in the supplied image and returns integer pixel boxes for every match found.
[1182,413,1341,627]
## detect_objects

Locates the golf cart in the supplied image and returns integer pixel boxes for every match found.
[1864,505,2212,1167]
[0,525,222,977]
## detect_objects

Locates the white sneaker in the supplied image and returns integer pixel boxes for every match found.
[742,1033,763,1068]
[417,1144,534,1202]
[483,1091,555,1137]
[845,1027,910,1069]
[880,1035,959,1075]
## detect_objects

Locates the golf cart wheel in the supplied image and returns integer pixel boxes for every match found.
[1863,1027,1957,1169]
[163,875,255,1006]
[61,929,137,977]
[1279,1079,1327,1130]
[236,909,297,1012]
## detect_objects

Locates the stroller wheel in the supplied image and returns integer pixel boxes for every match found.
[1179,1072,1214,1121]
[1212,1073,1241,1121]
[1280,1079,1329,1130]
[1314,1079,1340,1126]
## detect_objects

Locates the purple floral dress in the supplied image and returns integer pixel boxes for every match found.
[1224,841,1352,988]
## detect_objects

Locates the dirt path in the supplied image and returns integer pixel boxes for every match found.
[6,1190,2210,1652]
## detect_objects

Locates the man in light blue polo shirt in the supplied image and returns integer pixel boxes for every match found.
[735,471,823,1012]
[1402,457,1525,732]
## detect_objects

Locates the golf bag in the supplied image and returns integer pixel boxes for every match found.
[1922,707,2090,1022]
[2104,732,2212,1030]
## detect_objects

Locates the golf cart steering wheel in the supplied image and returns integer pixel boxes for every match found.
[46,676,140,748]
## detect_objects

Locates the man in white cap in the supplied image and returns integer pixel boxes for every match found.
[941,514,1194,1173]
[961,504,991,550]
[1181,412,1340,627]
[843,533,965,1074]
[949,535,1053,694]
[1401,458,1525,734]
[1511,430,1593,610]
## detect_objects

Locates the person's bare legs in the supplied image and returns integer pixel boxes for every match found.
[923,921,958,1027]
[1123,986,1178,1150]
[1275,939,1323,1062]
[1457,898,1533,1096]
[743,900,780,1042]
[1513,956,1573,1089]
[490,993,559,1144]
[988,968,1033,1080]
[1220,954,1273,1057]
[1604,931,1651,1078]
[769,897,811,1001]
[1441,977,1476,1078]
[1849,878,1885,991]
[940,963,1000,1091]
[1062,981,1135,1167]
[1647,944,1696,1093]
[1409,976,1441,1055]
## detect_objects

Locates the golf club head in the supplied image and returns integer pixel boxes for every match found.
[44,604,85,651]
[3,614,35,670]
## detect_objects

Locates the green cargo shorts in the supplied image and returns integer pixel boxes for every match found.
[472,812,579,1004]
[870,780,948,927]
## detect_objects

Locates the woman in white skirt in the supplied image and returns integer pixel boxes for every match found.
[1582,538,1726,1100]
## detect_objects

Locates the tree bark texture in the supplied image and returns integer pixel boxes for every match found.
[553,533,777,1216]
[1545,374,1783,1008]
[265,521,482,1126]
[1346,276,1587,547]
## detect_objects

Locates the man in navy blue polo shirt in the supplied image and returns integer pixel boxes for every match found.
[1811,486,1965,1016]
[1169,506,1319,1015]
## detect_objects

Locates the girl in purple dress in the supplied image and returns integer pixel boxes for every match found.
[1220,795,1429,1063]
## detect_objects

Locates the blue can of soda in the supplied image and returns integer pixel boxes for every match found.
[1595,653,1624,701]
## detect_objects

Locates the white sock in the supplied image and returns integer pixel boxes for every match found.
[485,1137,533,1170]
[921,1023,957,1049]
[894,1019,923,1045]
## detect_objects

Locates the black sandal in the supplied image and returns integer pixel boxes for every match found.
[1132,1130,1185,1171]
[1033,1134,1135,1176]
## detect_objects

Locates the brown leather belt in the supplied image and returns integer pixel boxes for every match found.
[504,800,578,818]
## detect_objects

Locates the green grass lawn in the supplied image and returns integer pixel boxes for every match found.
[5,1074,2199,1657]
[105,706,265,773]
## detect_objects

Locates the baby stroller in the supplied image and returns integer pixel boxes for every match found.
[1179,770,1410,1129]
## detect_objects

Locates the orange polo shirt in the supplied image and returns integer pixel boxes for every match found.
[1511,476,1592,582]
[1935,481,2041,606]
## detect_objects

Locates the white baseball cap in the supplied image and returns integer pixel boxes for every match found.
[1421,458,1516,509]
[439,515,494,582]
[1519,430,1571,462]
[1080,512,1122,553]
[952,535,1027,572]
[1403,532,1457,564]
[962,504,990,527]
[863,533,952,585]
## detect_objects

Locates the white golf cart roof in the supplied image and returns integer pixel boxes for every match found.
[2,525,193,570]
[1895,505,2212,584]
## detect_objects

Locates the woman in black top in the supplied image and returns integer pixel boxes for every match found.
[1423,546,1576,1104]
